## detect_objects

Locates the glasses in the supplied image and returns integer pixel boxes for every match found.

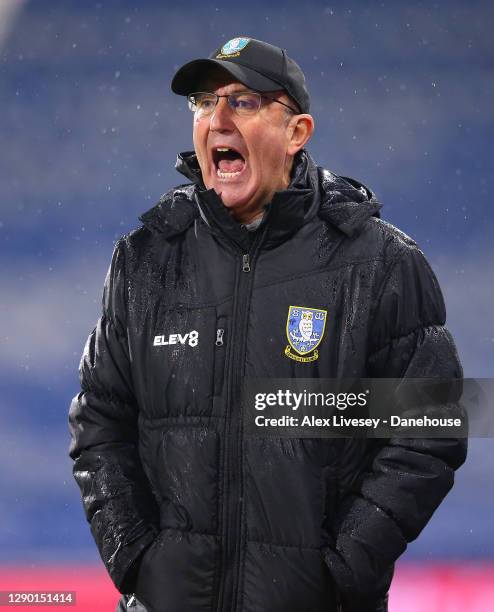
[187,91,299,118]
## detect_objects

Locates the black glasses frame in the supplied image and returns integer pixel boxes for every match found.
[187,91,299,116]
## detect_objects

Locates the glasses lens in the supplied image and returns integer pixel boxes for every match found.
[188,93,217,115]
[229,92,261,115]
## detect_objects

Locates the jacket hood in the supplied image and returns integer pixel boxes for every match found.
[139,149,382,239]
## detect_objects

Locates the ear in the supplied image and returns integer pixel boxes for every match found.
[287,114,315,155]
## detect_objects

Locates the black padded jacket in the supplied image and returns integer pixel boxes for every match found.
[69,150,467,612]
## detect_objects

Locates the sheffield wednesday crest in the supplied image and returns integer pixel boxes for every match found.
[285,306,327,362]
[216,37,251,58]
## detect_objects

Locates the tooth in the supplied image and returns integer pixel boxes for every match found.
[217,168,242,178]
[217,147,230,152]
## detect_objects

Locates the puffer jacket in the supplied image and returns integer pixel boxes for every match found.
[69,150,467,612]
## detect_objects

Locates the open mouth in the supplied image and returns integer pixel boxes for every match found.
[212,147,246,179]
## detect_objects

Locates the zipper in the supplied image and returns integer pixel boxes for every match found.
[242,253,251,272]
[214,325,226,396]
[126,594,136,608]
[216,328,225,346]
[217,231,267,612]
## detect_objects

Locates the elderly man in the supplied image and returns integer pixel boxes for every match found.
[69,38,467,612]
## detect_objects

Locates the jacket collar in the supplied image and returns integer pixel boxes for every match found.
[191,149,316,250]
[139,149,381,242]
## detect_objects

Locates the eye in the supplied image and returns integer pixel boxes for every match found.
[230,93,259,111]
[189,93,217,113]
[197,95,216,110]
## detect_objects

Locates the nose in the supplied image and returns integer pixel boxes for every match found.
[209,97,236,132]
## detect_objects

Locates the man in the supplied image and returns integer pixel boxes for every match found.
[69,38,467,612]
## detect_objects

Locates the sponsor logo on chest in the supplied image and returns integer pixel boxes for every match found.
[153,330,199,347]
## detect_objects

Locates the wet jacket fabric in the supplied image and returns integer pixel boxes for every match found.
[69,150,467,612]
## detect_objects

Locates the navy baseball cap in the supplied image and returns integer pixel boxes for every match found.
[171,37,310,113]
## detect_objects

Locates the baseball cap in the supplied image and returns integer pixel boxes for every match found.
[171,37,310,113]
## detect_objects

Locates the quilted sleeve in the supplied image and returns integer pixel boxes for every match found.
[322,242,468,608]
[68,239,159,593]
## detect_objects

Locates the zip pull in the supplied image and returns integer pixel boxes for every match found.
[242,253,251,273]
[215,328,225,346]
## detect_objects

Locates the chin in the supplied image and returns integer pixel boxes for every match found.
[219,189,249,209]
[213,180,258,212]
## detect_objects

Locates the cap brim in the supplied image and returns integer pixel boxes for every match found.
[171,58,284,95]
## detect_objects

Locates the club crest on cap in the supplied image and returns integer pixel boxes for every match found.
[217,37,251,58]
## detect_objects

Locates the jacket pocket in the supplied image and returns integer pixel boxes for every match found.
[132,529,218,612]
[159,425,219,534]
[321,464,339,543]
[213,315,227,397]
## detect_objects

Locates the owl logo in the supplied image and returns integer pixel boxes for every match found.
[299,311,314,341]
[218,37,251,57]
[285,306,327,363]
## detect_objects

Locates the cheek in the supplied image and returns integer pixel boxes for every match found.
[255,134,287,176]
[192,123,201,149]
[193,125,208,166]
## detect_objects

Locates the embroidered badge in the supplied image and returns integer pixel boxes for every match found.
[285,306,327,363]
[216,37,251,59]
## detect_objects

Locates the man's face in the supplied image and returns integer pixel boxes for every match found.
[192,73,299,223]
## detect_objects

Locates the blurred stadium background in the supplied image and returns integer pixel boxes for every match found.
[0,0,493,609]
